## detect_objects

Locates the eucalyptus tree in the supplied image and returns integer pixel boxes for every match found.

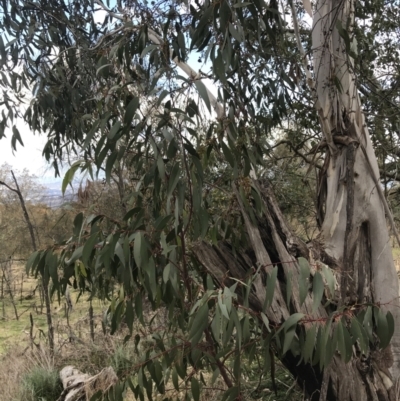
[1,0,400,400]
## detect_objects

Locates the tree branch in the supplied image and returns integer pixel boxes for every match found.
[92,0,225,119]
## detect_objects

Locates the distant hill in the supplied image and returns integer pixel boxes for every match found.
[35,180,76,208]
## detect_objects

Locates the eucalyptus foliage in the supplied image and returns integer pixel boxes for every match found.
[1,0,400,400]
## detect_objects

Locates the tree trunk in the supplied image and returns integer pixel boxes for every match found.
[0,171,55,354]
[313,0,400,394]
[194,1,400,399]
[194,179,399,400]
[1,261,19,320]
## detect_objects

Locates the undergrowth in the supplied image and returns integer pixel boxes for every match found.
[19,366,63,401]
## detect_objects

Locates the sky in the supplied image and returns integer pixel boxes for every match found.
[0,120,54,179]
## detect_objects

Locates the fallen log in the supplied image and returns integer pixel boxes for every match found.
[57,365,118,401]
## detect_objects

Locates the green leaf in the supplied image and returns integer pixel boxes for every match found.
[260,312,271,332]
[124,97,139,126]
[336,321,346,362]
[280,313,305,334]
[11,126,24,150]
[194,80,211,112]
[298,257,310,306]
[90,390,103,401]
[114,241,125,267]
[229,23,243,42]
[141,44,158,58]
[312,272,324,313]
[105,150,118,184]
[134,232,145,268]
[218,289,230,319]
[82,234,98,266]
[231,307,242,349]
[242,315,250,343]
[26,251,39,275]
[73,212,84,239]
[342,323,353,362]
[192,155,204,184]
[363,306,373,341]
[123,207,142,222]
[283,325,297,355]
[303,324,317,363]
[214,50,227,85]
[336,20,351,53]
[191,377,200,401]
[108,120,121,140]
[193,6,213,43]
[0,35,6,62]
[66,246,83,265]
[155,215,172,231]
[167,163,180,197]
[211,368,219,385]
[190,302,209,345]
[374,307,390,349]
[386,311,395,345]
[319,319,333,369]
[125,300,134,335]
[46,251,59,285]
[233,2,252,7]
[321,264,335,298]
[350,315,367,353]
[286,271,292,307]
[172,367,179,391]
[62,161,81,195]
[222,386,239,401]
[221,141,235,167]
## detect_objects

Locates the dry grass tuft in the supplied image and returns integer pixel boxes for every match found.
[0,344,57,401]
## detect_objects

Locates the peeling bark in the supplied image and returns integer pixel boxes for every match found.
[312,0,400,386]
[194,178,398,400]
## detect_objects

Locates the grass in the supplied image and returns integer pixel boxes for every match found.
[0,262,108,354]
[3,252,400,401]
[19,366,63,401]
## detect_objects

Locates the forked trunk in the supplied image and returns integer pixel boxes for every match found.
[313,0,400,394]
[194,0,400,399]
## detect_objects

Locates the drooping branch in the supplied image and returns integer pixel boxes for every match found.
[93,0,224,119]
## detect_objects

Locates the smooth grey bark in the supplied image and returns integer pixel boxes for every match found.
[312,0,400,388]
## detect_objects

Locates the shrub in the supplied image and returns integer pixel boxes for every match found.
[19,366,63,401]
[108,345,134,378]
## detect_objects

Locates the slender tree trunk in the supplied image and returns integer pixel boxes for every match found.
[1,261,19,320]
[89,301,95,342]
[0,171,55,354]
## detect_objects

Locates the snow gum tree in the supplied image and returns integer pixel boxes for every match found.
[1,0,400,399]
